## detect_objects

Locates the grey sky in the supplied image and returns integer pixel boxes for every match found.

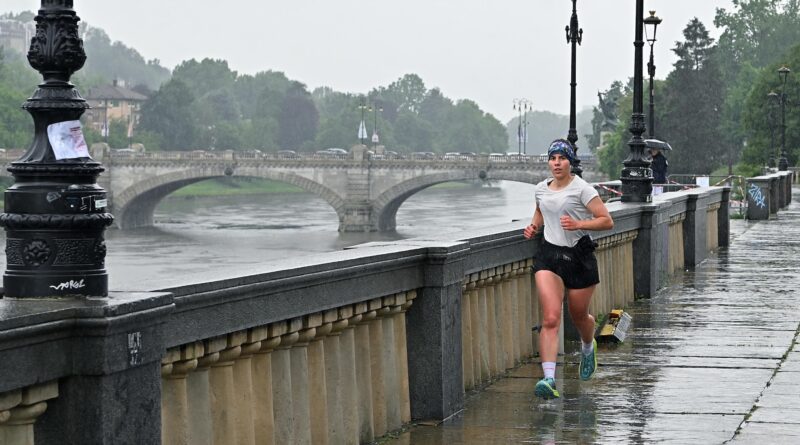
[4,1,733,122]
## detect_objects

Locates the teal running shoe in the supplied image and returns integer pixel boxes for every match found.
[534,377,560,399]
[579,339,598,381]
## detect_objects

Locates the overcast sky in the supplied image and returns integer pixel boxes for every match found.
[4,1,734,123]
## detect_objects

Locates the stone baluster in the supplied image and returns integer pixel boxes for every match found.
[252,322,286,445]
[512,263,529,359]
[368,298,388,437]
[233,327,268,445]
[162,341,203,445]
[353,302,375,443]
[525,259,537,357]
[0,382,58,445]
[485,270,500,377]
[476,274,490,382]
[382,293,402,432]
[209,331,246,445]
[341,303,365,444]
[187,336,226,445]
[500,265,515,370]
[397,291,416,423]
[461,280,474,390]
[272,318,302,445]
[466,275,480,384]
[291,314,322,445]
[509,263,521,364]
[309,311,335,445]
[324,308,350,444]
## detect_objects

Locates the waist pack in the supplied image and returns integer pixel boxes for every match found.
[575,234,598,255]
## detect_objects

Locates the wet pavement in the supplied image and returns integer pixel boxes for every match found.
[391,188,800,444]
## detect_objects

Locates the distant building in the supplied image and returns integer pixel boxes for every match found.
[0,19,35,55]
[84,79,148,138]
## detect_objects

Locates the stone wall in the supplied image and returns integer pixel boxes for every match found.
[0,186,731,444]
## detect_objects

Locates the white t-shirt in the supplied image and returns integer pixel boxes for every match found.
[534,175,599,247]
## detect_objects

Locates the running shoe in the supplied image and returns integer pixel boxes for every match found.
[534,377,560,399]
[579,338,598,381]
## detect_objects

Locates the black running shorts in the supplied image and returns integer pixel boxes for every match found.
[532,239,600,290]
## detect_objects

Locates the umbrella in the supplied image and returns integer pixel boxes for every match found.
[644,139,672,151]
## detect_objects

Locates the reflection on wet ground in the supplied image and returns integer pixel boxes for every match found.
[394,189,800,444]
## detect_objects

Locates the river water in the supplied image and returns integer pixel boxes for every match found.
[1,181,537,290]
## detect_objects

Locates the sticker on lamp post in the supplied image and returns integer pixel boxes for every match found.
[46,120,91,160]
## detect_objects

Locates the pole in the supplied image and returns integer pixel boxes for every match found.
[1,0,113,298]
[566,0,583,176]
[621,0,652,202]
[648,44,656,138]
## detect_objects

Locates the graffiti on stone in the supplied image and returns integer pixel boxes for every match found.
[748,184,767,209]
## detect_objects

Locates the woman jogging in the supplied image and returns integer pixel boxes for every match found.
[523,139,614,400]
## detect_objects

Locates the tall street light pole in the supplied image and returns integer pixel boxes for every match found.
[566,0,583,176]
[369,105,383,149]
[768,91,779,168]
[778,65,791,171]
[1,0,113,298]
[644,11,662,138]
[513,98,531,155]
[621,0,653,202]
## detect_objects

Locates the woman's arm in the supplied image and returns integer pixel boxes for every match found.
[523,207,544,239]
[560,196,614,231]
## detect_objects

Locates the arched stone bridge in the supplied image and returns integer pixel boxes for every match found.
[5,151,605,232]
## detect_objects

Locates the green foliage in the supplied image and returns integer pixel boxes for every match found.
[659,19,727,174]
[81,27,170,90]
[139,79,198,149]
[741,43,800,167]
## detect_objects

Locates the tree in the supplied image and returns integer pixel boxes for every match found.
[380,74,427,114]
[741,43,800,167]
[81,27,170,90]
[658,19,727,174]
[278,82,318,150]
[139,79,198,149]
[173,58,237,94]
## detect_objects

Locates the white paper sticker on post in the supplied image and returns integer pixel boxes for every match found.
[47,120,91,160]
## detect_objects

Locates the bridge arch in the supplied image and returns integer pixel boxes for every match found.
[371,168,550,231]
[113,167,346,229]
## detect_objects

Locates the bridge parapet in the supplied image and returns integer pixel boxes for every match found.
[0,185,735,444]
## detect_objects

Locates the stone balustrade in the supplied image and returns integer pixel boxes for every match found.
[0,381,58,445]
[0,185,732,444]
[747,171,793,220]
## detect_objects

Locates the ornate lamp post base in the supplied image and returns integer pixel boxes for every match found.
[1,0,113,299]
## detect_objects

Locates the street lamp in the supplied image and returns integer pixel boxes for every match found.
[565,0,583,176]
[513,98,531,155]
[1,0,113,298]
[778,65,791,171]
[621,0,653,202]
[767,91,779,168]
[644,11,662,138]
[369,105,383,148]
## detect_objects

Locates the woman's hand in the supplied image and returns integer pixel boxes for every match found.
[523,223,538,239]
[560,215,582,231]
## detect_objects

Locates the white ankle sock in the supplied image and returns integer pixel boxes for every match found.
[542,362,556,379]
[581,340,594,355]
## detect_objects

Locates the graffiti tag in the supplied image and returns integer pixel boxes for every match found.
[49,279,86,291]
[748,184,767,209]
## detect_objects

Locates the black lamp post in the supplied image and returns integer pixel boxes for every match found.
[1,0,113,298]
[768,90,779,168]
[621,0,653,202]
[644,11,662,138]
[778,65,791,171]
[513,98,531,155]
[369,105,383,148]
[565,0,583,176]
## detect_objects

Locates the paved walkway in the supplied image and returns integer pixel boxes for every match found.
[392,188,800,444]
